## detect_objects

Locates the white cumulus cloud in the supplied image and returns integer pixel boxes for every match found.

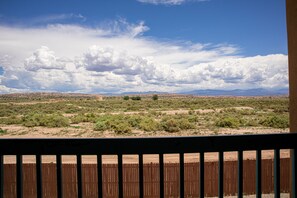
[0,20,288,94]
[24,46,68,71]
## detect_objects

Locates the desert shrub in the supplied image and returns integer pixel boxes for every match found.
[240,118,260,127]
[113,122,132,134]
[94,120,109,131]
[161,118,180,132]
[22,113,44,127]
[139,117,160,132]
[131,96,141,101]
[187,115,199,123]
[71,114,85,124]
[152,94,158,101]
[22,113,69,127]
[178,118,196,130]
[71,113,95,124]
[42,114,70,127]
[273,107,289,113]
[127,115,142,128]
[123,96,129,100]
[260,115,289,128]
[0,128,7,134]
[215,117,240,128]
[188,110,195,115]
[0,115,22,125]
[94,114,132,134]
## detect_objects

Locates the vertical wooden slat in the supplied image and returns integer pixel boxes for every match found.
[77,154,82,198]
[218,152,224,198]
[0,155,3,198]
[200,152,204,198]
[179,153,184,198]
[159,154,164,198]
[256,150,262,198]
[238,151,243,198]
[139,154,143,198]
[97,154,103,198]
[36,155,43,198]
[274,149,280,198]
[118,154,123,198]
[56,155,63,198]
[292,149,296,198]
[17,155,23,198]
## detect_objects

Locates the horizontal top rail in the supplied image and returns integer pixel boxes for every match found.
[0,133,296,155]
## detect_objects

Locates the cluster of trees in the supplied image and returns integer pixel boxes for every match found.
[123,94,158,101]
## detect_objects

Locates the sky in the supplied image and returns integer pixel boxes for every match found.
[0,0,288,94]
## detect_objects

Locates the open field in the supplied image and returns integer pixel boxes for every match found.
[0,93,289,138]
[0,93,290,163]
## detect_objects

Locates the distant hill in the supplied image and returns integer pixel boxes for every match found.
[0,92,103,100]
[179,88,288,96]
[0,88,289,99]
[119,91,168,96]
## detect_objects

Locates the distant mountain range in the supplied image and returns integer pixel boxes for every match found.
[118,88,288,96]
[178,88,289,96]
[1,88,288,98]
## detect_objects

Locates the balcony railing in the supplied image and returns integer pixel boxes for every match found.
[0,133,297,198]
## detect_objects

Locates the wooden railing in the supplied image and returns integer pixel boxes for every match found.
[0,133,297,198]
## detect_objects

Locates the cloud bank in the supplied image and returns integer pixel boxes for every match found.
[0,20,288,94]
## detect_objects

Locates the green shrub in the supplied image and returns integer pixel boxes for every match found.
[43,114,70,127]
[0,115,22,125]
[0,128,7,134]
[22,113,44,127]
[22,113,69,128]
[94,120,109,131]
[152,94,158,101]
[260,115,289,128]
[113,122,132,134]
[178,118,196,130]
[161,118,180,132]
[71,114,88,124]
[123,96,129,100]
[127,115,142,128]
[139,117,160,132]
[131,96,141,100]
[94,114,133,134]
[215,117,240,128]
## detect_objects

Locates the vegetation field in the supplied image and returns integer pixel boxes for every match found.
[0,93,289,138]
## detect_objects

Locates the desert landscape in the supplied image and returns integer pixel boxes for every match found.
[0,93,290,163]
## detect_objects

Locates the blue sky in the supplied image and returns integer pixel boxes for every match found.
[0,0,288,94]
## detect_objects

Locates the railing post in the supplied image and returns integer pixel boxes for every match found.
[218,152,224,198]
[179,153,184,198]
[77,154,83,198]
[274,149,280,198]
[118,154,123,198]
[256,150,262,198]
[159,154,164,198]
[0,155,3,198]
[17,155,23,198]
[36,155,43,198]
[56,155,63,198]
[97,154,103,198]
[292,149,296,198]
[200,152,204,198]
[238,151,243,198]
[139,154,144,198]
